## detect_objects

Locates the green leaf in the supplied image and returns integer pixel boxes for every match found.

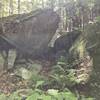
[35,81,45,88]
[57,62,66,65]
[54,65,65,72]
[47,89,59,96]
[60,92,77,100]
[39,94,52,100]
[8,92,22,100]
[26,93,39,100]
[0,94,7,100]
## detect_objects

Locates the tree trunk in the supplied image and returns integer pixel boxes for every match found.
[9,0,13,15]
[41,0,44,8]
[18,0,20,14]
[0,1,2,17]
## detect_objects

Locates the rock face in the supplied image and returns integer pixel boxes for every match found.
[0,9,60,57]
[53,30,81,53]
[38,30,81,61]
[0,9,60,70]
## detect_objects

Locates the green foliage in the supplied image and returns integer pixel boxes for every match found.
[0,94,8,100]
[28,54,80,89]
[0,89,94,100]
[96,16,100,23]
[35,81,45,89]
[49,64,78,88]
[27,89,77,100]
[0,92,22,100]
[84,18,100,52]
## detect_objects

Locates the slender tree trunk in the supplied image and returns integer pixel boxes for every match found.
[2,0,4,17]
[65,11,68,31]
[9,0,13,15]
[50,0,55,10]
[18,0,20,14]
[41,0,44,8]
[0,1,2,17]
[31,0,34,10]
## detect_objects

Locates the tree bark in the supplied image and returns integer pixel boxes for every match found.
[18,0,20,14]
[9,0,13,15]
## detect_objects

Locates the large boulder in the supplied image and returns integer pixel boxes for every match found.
[0,9,60,58]
[53,30,81,53]
[38,30,81,61]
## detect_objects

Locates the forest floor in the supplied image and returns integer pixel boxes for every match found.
[0,60,51,95]
[0,72,31,95]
